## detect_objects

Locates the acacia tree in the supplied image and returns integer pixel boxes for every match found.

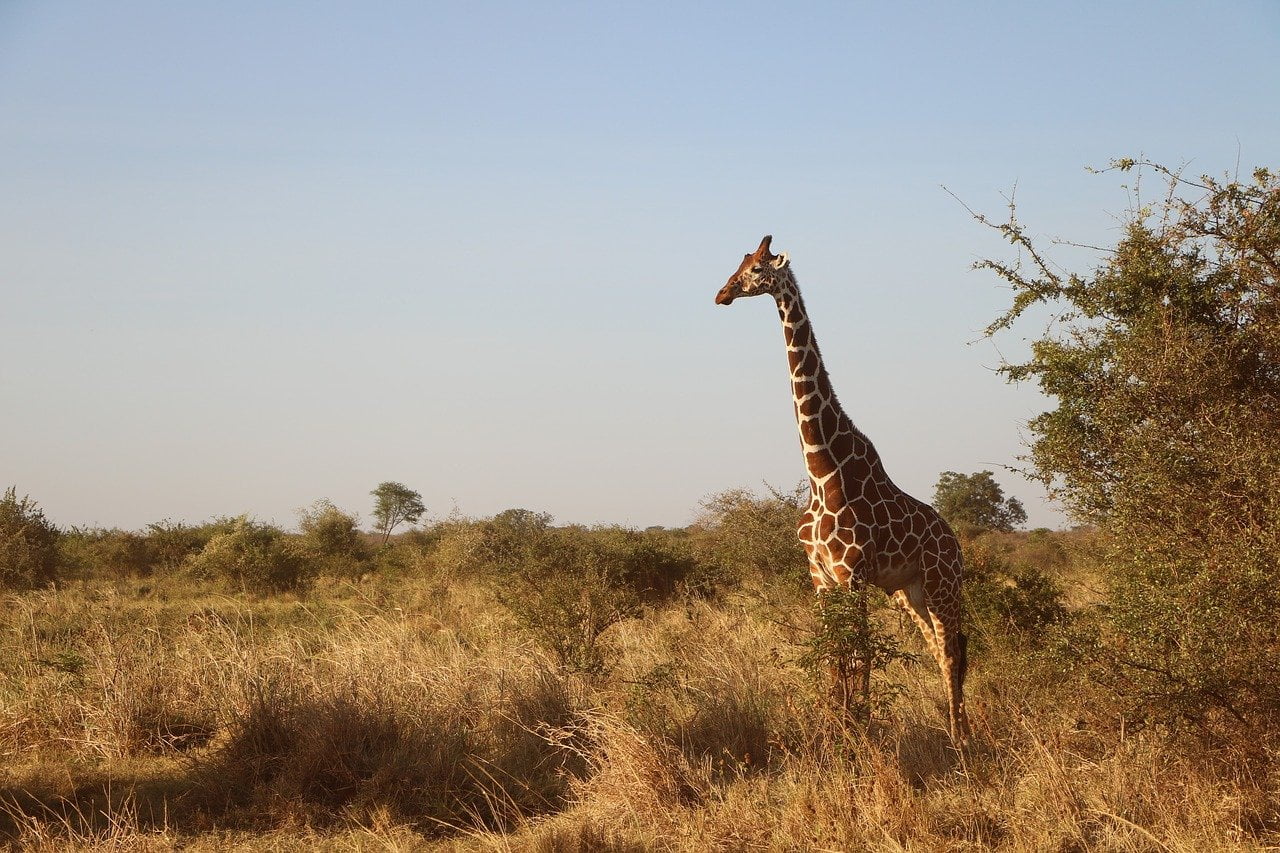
[932,470,1027,535]
[975,159,1280,743]
[370,482,425,545]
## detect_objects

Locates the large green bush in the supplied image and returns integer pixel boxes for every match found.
[0,487,59,588]
[186,516,312,593]
[978,160,1280,744]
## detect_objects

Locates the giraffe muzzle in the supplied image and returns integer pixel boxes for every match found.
[715,285,737,305]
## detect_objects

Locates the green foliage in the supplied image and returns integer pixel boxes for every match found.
[145,518,235,571]
[186,516,313,593]
[932,470,1027,535]
[798,584,915,724]
[462,510,702,676]
[370,481,425,545]
[0,487,59,589]
[978,159,1280,743]
[962,536,1066,650]
[59,527,156,580]
[297,499,366,572]
[691,483,809,591]
[1091,545,1280,736]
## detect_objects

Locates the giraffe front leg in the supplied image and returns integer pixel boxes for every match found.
[806,550,865,713]
[807,554,847,706]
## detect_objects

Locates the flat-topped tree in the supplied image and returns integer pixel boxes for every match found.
[370,482,425,546]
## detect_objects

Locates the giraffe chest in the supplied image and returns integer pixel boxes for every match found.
[798,507,868,576]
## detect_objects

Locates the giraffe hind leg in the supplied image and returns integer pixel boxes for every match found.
[896,581,969,743]
[893,579,941,662]
[926,598,970,745]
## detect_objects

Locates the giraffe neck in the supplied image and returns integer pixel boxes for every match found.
[774,282,885,492]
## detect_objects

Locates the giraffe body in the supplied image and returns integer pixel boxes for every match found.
[716,235,969,743]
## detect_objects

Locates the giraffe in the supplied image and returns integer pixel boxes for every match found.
[715,235,970,744]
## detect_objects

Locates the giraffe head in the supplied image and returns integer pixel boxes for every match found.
[715,234,792,305]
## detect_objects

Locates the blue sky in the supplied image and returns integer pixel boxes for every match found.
[2,1,1278,531]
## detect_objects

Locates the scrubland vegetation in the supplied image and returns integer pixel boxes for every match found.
[3,161,1277,850]
[1,495,1274,851]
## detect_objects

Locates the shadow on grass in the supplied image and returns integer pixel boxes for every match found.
[881,719,966,790]
[2,670,588,845]
[0,762,207,841]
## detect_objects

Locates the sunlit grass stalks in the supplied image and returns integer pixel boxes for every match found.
[2,562,1276,850]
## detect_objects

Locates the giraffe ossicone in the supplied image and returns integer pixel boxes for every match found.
[716,234,970,744]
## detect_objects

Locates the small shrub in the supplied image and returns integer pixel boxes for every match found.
[799,583,916,724]
[0,487,59,589]
[466,513,673,676]
[499,538,643,677]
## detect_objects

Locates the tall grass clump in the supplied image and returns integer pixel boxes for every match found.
[197,618,588,834]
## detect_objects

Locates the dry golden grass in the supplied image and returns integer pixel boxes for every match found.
[2,567,1276,851]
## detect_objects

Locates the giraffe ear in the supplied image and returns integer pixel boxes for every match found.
[771,252,789,269]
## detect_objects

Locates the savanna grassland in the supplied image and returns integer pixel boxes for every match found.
[0,494,1275,852]
[4,161,1279,850]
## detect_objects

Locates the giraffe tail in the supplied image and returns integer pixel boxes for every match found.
[956,632,968,692]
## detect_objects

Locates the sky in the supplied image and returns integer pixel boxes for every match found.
[2,1,1278,532]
